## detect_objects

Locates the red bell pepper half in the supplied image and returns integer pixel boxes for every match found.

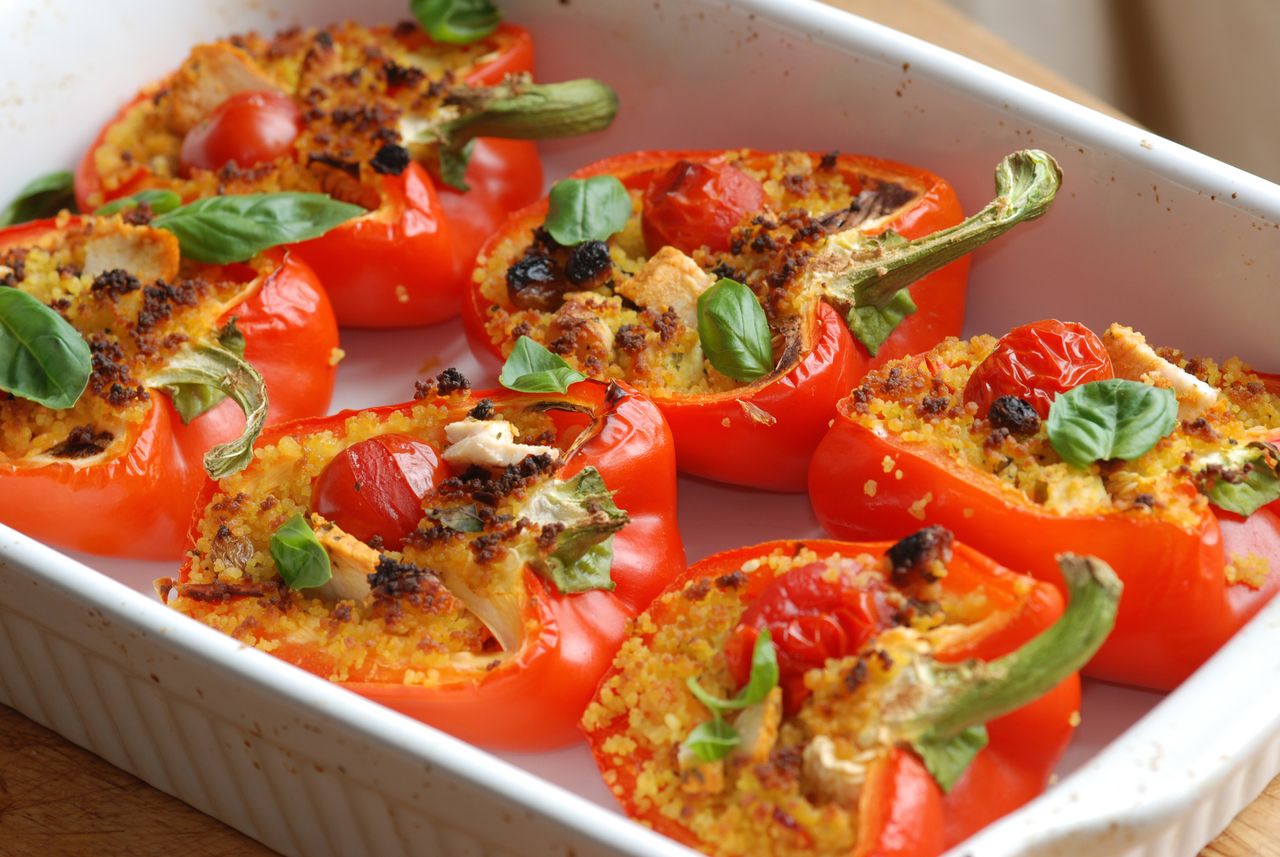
[466,148,1062,490]
[0,214,338,559]
[582,529,1119,856]
[158,377,685,749]
[76,20,618,328]
[810,321,1280,689]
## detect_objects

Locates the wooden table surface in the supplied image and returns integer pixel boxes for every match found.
[2,1,1277,855]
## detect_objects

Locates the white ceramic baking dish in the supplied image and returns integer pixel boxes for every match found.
[2,1,1279,855]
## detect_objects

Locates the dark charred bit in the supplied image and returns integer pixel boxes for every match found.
[46,426,114,459]
[781,173,813,196]
[91,268,141,298]
[988,396,1041,435]
[467,398,495,421]
[439,453,557,506]
[313,30,334,49]
[393,19,418,37]
[715,570,747,590]
[413,380,432,400]
[507,252,563,311]
[469,532,506,564]
[886,525,953,585]
[709,261,744,282]
[370,143,411,176]
[605,380,629,406]
[172,579,280,604]
[565,240,612,285]
[121,203,155,225]
[1133,493,1157,508]
[307,152,362,178]
[682,578,711,602]
[435,367,470,395]
[652,308,679,343]
[915,396,949,419]
[383,59,425,89]
[843,658,869,693]
[615,324,645,352]
[1181,417,1219,442]
[330,602,353,622]
[536,521,566,550]
[368,555,444,607]
[819,150,839,171]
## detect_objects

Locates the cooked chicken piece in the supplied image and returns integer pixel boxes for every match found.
[731,687,783,764]
[442,419,556,469]
[310,514,377,602]
[83,224,181,283]
[1103,323,1219,420]
[802,735,871,805]
[677,739,726,795]
[164,43,284,135]
[549,292,616,361]
[615,246,714,328]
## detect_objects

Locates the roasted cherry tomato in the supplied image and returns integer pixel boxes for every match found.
[723,561,890,712]
[641,159,765,255]
[179,91,301,176]
[311,434,450,549]
[963,319,1114,419]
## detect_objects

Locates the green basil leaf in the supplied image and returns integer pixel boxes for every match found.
[696,278,774,382]
[1047,379,1177,468]
[687,628,778,717]
[161,319,247,423]
[269,514,332,590]
[147,325,268,478]
[846,287,917,356]
[151,192,363,264]
[543,176,631,246]
[1199,442,1280,517]
[499,335,587,393]
[432,504,485,533]
[911,724,989,793]
[94,189,183,217]
[544,535,616,594]
[681,718,741,764]
[410,0,501,44]
[524,467,628,594]
[0,171,77,227]
[0,289,91,408]
[438,139,477,192]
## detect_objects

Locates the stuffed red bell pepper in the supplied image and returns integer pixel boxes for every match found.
[582,527,1119,856]
[0,191,352,558]
[465,148,1061,490]
[810,320,1280,690]
[156,373,684,749]
[76,6,618,328]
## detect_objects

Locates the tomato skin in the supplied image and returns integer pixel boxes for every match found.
[641,160,764,255]
[963,319,1113,418]
[465,149,970,491]
[179,91,301,176]
[311,434,449,549]
[724,561,890,712]
[0,221,337,559]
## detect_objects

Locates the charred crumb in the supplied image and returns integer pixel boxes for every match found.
[121,203,155,225]
[1181,417,1219,442]
[843,658,868,693]
[91,268,141,298]
[1,249,28,286]
[886,525,953,584]
[988,396,1040,435]
[682,578,711,601]
[709,262,743,282]
[135,278,202,332]
[259,495,278,512]
[715,571,747,590]
[439,453,557,506]
[872,649,894,671]
[536,521,566,550]
[1133,493,1157,508]
[367,534,385,550]
[313,30,334,49]
[469,527,524,564]
[393,19,418,36]
[781,173,812,195]
[652,308,679,343]
[308,153,362,178]
[368,555,443,604]
[819,150,839,171]
[467,398,495,421]
[383,59,425,88]
[434,368,471,395]
[565,240,612,285]
[915,396,949,419]
[615,324,645,352]
[46,425,114,458]
[211,492,248,514]
[330,602,352,622]
[370,143,411,176]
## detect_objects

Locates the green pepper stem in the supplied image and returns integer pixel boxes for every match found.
[147,337,268,479]
[889,554,1121,742]
[819,149,1062,310]
[438,78,619,147]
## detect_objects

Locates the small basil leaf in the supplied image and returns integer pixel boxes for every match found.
[438,140,476,192]
[1047,379,1177,468]
[1199,442,1280,517]
[0,171,77,227]
[432,504,485,533]
[162,319,247,423]
[687,628,778,717]
[499,335,587,393]
[846,287,917,356]
[524,467,628,594]
[151,192,363,264]
[912,724,989,793]
[681,718,740,764]
[411,0,501,44]
[696,278,774,382]
[94,189,183,217]
[0,289,91,408]
[269,514,332,590]
[543,176,631,246]
[545,535,616,594]
[148,327,268,478]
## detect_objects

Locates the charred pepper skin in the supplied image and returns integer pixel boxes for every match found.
[0,217,337,559]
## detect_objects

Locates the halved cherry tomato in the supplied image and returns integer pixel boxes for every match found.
[963,319,1114,419]
[310,434,450,549]
[640,159,765,255]
[179,91,301,176]
[723,561,891,712]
